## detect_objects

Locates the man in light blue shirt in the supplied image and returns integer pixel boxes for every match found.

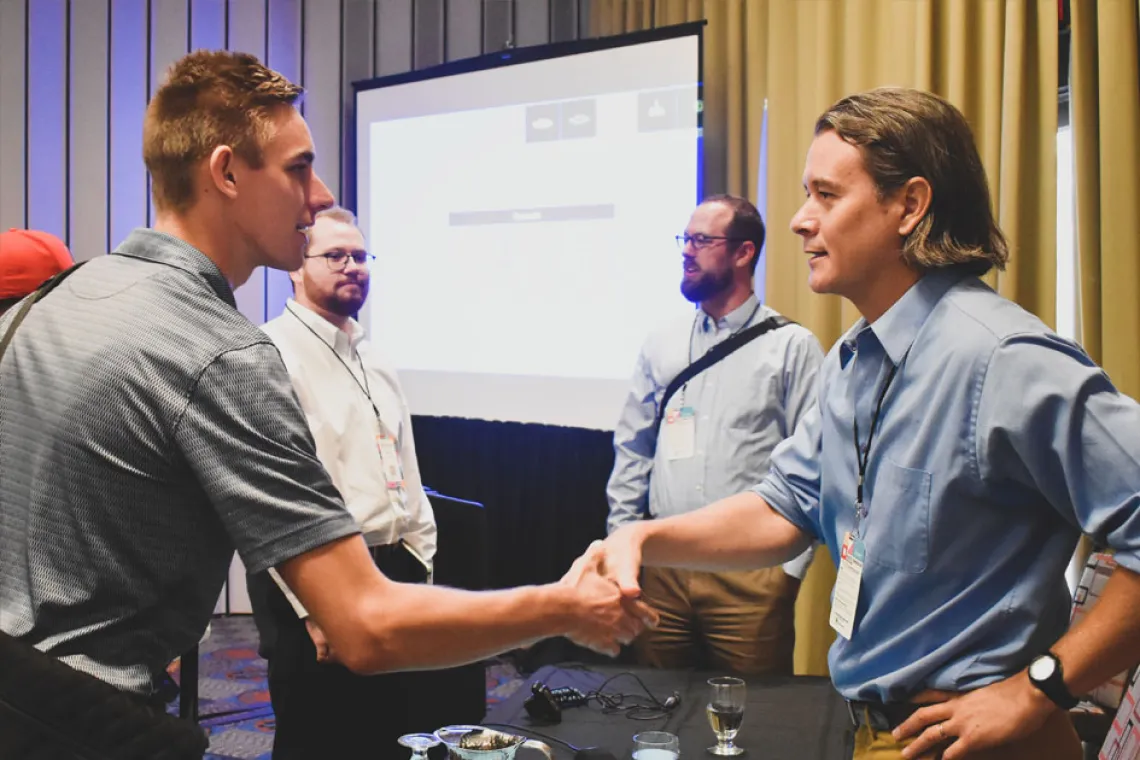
[602,88,1140,760]
[608,195,823,675]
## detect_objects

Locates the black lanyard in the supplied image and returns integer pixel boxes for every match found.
[285,304,382,422]
[851,356,904,527]
[681,300,763,405]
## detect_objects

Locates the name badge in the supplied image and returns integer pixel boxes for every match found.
[376,434,407,510]
[830,531,865,640]
[662,406,696,460]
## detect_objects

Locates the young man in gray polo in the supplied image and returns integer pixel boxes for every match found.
[0,51,653,752]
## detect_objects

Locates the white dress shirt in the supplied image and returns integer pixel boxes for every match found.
[262,299,437,616]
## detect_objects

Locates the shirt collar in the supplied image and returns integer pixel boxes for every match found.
[112,228,236,308]
[285,298,364,351]
[840,270,964,366]
[700,293,760,333]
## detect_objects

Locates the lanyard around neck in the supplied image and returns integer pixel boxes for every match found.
[285,304,381,421]
[851,346,910,529]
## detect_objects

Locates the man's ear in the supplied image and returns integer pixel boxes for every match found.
[207,146,238,199]
[734,241,757,272]
[898,176,932,237]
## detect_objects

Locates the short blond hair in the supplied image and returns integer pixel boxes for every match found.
[144,50,303,213]
[816,87,1008,276]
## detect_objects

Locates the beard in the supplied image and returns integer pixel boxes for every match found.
[680,267,733,304]
[323,280,369,318]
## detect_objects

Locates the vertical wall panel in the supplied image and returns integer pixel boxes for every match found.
[227,0,268,322]
[267,0,302,85]
[376,0,414,76]
[27,0,68,241]
[189,0,225,50]
[446,0,482,61]
[514,0,548,47]
[341,0,373,214]
[227,0,266,57]
[483,0,512,53]
[413,0,445,69]
[148,0,189,227]
[70,0,110,260]
[549,0,577,43]
[0,0,27,231]
[303,0,342,201]
[265,0,304,321]
[110,0,149,250]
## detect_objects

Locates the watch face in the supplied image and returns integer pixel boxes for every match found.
[1029,655,1056,681]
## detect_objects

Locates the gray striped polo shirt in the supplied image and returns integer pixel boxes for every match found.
[0,228,360,695]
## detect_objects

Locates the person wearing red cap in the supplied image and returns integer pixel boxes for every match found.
[0,228,74,316]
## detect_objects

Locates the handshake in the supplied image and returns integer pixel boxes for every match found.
[555,527,658,658]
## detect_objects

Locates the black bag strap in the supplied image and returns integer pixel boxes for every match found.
[654,314,793,430]
[0,261,87,364]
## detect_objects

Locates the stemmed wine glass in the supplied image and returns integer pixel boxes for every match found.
[706,676,746,756]
[398,732,441,759]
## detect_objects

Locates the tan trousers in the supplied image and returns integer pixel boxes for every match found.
[633,565,798,675]
[852,706,1083,760]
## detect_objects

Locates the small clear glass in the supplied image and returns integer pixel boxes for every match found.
[398,732,440,759]
[632,730,680,760]
[706,676,746,756]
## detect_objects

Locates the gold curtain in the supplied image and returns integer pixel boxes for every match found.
[1071,0,1140,402]
[589,0,1058,675]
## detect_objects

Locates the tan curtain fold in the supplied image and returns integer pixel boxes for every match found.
[1071,0,1140,400]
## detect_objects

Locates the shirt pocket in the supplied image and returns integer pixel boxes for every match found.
[863,458,932,574]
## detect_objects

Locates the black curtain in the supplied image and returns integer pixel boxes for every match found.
[412,416,616,590]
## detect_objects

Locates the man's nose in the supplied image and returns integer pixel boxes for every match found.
[790,203,814,237]
[310,173,335,214]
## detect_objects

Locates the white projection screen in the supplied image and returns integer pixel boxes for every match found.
[354,25,703,430]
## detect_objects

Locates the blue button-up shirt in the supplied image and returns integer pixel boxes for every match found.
[608,295,824,576]
[756,271,1140,701]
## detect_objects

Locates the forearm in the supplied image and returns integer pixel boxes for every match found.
[281,535,580,675]
[1052,565,1140,695]
[637,491,810,571]
[340,581,575,675]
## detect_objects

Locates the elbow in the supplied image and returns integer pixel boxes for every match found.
[326,596,406,676]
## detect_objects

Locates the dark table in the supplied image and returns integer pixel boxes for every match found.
[484,664,853,759]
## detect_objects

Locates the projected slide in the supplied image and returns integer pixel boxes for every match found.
[356,33,701,429]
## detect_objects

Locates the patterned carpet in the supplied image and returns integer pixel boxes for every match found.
[167,615,526,760]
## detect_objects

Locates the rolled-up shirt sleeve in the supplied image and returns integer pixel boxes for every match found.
[173,343,360,575]
[976,333,1140,574]
[754,401,826,544]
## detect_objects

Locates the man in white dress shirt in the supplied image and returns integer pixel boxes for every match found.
[252,206,440,758]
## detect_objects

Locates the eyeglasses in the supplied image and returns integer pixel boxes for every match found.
[304,250,376,271]
[675,233,744,251]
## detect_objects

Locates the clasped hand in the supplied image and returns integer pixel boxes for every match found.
[560,540,658,657]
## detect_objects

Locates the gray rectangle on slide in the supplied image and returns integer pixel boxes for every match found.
[449,204,615,226]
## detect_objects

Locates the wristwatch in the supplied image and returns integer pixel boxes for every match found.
[1028,652,1079,709]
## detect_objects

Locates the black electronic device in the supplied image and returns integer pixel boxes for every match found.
[523,681,589,723]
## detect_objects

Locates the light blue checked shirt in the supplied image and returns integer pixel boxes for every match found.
[607,294,824,577]
[756,270,1140,701]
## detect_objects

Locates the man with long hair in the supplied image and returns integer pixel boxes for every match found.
[602,88,1140,760]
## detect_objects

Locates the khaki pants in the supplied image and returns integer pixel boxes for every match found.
[633,565,798,675]
[853,705,1083,760]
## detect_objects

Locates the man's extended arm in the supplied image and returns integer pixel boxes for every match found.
[279,535,654,674]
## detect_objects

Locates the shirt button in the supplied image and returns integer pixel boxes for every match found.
[696,485,704,492]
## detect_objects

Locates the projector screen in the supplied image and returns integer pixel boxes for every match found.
[355,26,702,430]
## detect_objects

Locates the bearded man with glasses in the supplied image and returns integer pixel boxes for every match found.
[250,206,440,757]
[606,194,824,676]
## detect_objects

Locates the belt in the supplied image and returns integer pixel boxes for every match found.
[846,700,923,731]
